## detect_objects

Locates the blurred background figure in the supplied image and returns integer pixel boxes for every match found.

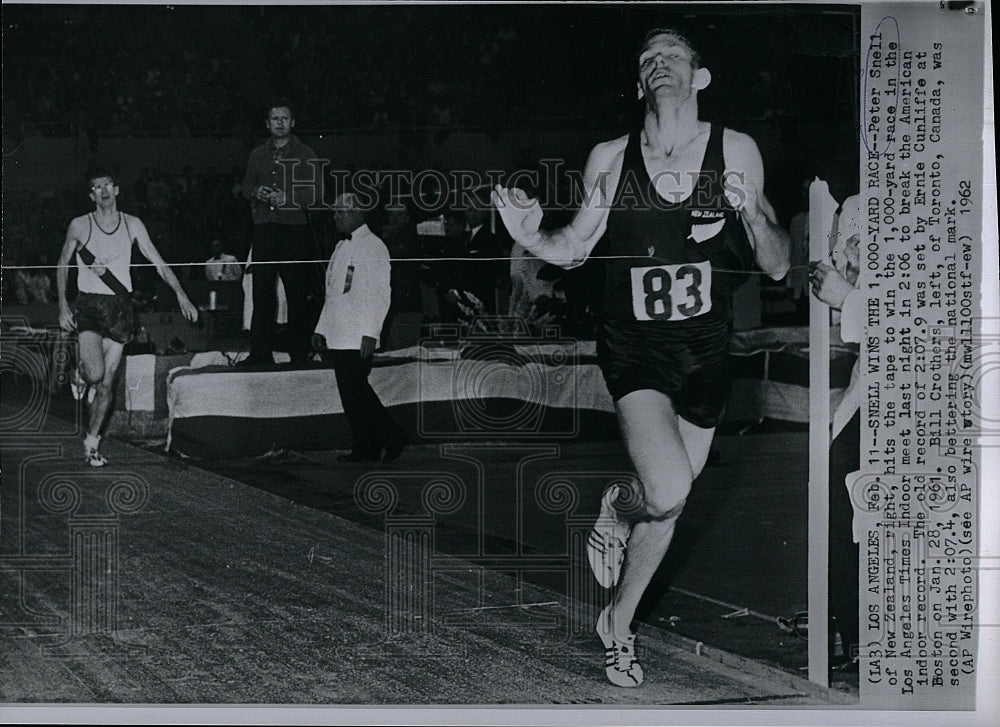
[508,242,567,332]
[204,238,242,281]
[377,198,425,350]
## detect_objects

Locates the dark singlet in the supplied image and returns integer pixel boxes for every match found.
[602,123,756,324]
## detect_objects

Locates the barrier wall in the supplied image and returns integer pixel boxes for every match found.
[2,310,856,459]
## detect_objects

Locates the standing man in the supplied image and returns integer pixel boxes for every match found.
[239,98,322,365]
[494,28,790,687]
[57,168,198,466]
[460,201,505,314]
[312,193,408,463]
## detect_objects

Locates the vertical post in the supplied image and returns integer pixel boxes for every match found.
[808,178,836,686]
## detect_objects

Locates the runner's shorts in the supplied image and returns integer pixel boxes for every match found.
[75,293,137,345]
[596,316,732,429]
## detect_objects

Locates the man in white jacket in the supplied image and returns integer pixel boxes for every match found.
[313,193,408,462]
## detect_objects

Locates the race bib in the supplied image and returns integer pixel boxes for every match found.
[629,260,712,321]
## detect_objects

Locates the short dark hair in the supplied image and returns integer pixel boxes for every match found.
[265,97,295,119]
[86,167,117,191]
[638,27,702,69]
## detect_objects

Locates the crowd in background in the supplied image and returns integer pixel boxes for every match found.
[3,4,852,341]
[3,5,834,140]
[5,6,600,138]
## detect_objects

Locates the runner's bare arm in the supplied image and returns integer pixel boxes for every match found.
[493,139,624,269]
[131,216,199,322]
[724,131,791,280]
[56,218,84,331]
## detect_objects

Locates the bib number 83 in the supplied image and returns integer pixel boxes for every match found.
[629,261,712,321]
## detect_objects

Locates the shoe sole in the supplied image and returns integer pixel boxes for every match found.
[587,486,629,588]
[587,530,619,589]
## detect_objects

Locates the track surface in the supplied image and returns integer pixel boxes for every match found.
[1,384,859,704]
[198,430,833,683]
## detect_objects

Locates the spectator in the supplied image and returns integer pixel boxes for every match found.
[204,239,242,281]
[508,242,567,328]
[145,169,172,217]
[787,177,812,307]
[460,199,504,314]
[378,200,424,350]
[7,252,54,304]
[435,208,471,324]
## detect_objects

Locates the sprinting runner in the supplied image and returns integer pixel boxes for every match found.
[494,28,791,686]
[56,168,198,466]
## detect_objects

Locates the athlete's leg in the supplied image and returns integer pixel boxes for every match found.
[77,330,106,387]
[678,416,716,480]
[605,389,715,641]
[85,337,124,441]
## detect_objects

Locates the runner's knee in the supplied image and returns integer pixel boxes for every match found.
[80,361,103,385]
[642,474,691,520]
[649,496,686,522]
[646,485,691,520]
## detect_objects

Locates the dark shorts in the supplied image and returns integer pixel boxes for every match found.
[597,316,733,429]
[75,293,137,345]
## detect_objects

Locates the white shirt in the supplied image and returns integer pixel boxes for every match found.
[205,253,242,281]
[76,212,135,294]
[313,223,392,350]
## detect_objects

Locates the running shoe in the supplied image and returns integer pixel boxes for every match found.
[596,603,644,687]
[587,484,631,588]
[83,437,107,468]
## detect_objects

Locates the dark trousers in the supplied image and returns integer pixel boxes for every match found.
[330,349,401,457]
[829,410,861,660]
[249,223,313,361]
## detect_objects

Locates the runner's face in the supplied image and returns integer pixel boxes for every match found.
[89,177,119,207]
[637,36,699,100]
[267,107,294,139]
